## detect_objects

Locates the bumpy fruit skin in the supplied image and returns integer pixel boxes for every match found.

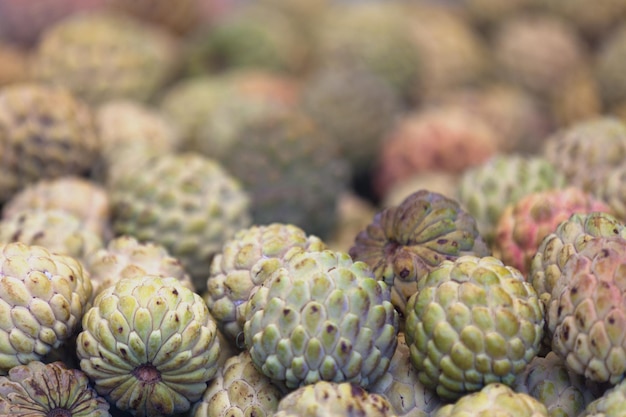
[368,333,443,417]
[494,187,613,276]
[530,212,626,335]
[514,351,599,417]
[373,107,499,198]
[244,249,399,390]
[543,117,626,193]
[350,190,490,316]
[580,378,626,417]
[184,4,310,76]
[405,256,544,400]
[596,24,626,107]
[87,235,194,297]
[205,223,326,345]
[32,11,178,105]
[210,106,350,239]
[77,275,221,417]
[273,381,396,417]
[434,383,549,417]
[191,350,283,417]
[550,237,626,384]
[598,160,626,220]
[493,14,588,98]
[314,2,420,97]
[2,176,111,240]
[457,154,566,245]
[0,209,104,265]
[110,153,251,292]
[0,361,111,416]
[0,242,92,373]
[300,64,403,173]
[0,83,100,204]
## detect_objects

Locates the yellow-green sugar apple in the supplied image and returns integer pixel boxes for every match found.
[244,248,399,390]
[77,275,221,417]
[205,223,326,345]
[0,242,92,374]
[404,256,544,400]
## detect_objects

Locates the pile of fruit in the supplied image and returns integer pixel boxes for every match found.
[3,0,626,416]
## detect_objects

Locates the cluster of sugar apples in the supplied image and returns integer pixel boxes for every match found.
[6,0,626,416]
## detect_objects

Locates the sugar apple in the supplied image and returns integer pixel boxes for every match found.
[0,83,100,204]
[457,154,566,245]
[183,3,310,76]
[273,381,397,417]
[368,333,443,417]
[300,64,402,174]
[513,351,599,417]
[0,242,92,374]
[204,105,350,239]
[32,11,178,105]
[0,360,110,416]
[2,176,111,240]
[77,275,221,417]
[494,187,613,275]
[0,208,104,265]
[543,116,626,194]
[191,350,283,417]
[109,152,252,292]
[373,106,499,199]
[434,383,549,417]
[244,248,399,390]
[580,377,626,417]
[349,189,490,316]
[86,235,194,298]
[530,211,626,341]
[205,223,326,345]
[314,2,420,98]
[492,14,588,98]
[550,236,626,384]
[404,255,544,400]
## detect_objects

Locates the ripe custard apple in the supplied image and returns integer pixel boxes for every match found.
[404,256,544,400]
[32,11,178,105]
[0,360,110,416]
[205,223,326,345]
[550,236,626,384]
[191,350,283,417]
[86,235,194,298]
[0,209,104,266]
[434,383,549,417]
[543,116,626,194]
[0,242,92,374]
[244,248,399,390]
[2,176,111,240]
[273,381,396,417]
[77,275,221,417]
[457,154,566,245]
[349,189,490,317]
[0,83,100,204]
[109,152,252,293]
[368,333,444,417]
[513,351,598,417]
[494,187,613,276]
[530,211,626,338]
